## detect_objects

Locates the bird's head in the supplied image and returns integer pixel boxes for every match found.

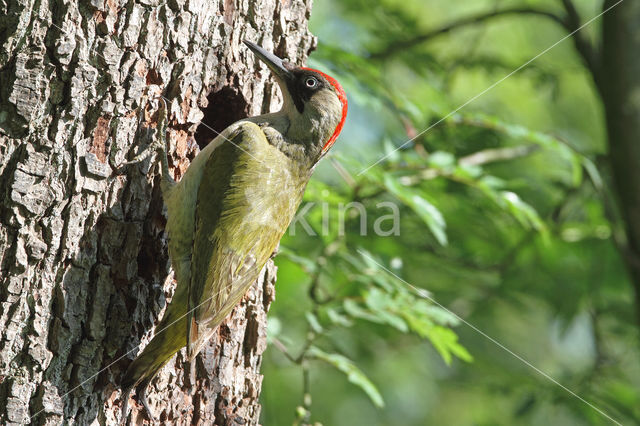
[244,40,347,160]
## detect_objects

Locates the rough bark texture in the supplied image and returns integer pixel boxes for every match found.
[600,0,640,326]
[0,0,315,425]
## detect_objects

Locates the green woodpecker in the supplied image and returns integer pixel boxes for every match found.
[120,40,347,419]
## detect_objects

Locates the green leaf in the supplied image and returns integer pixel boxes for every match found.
[365,288,409,332]
[326,308,354,327]
[427,151,456,170]
[383,137,402,162]
[383,174,448,245]
[425,325,473,365]
[402,311,434,338]
[305,311,324,334]
[308,346,385,408]
[500,191,546,233]
[453,163,483,179]
[343,299,386,324]
[423,305,461,327]
[451,113,585,187]
[582,157,603,190]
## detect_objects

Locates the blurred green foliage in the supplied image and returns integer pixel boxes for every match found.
[260,0,640,424]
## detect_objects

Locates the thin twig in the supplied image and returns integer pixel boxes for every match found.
[559,0,601,81]
[459,145,540,167]
[370,8,568,59]
[399,144,541,186]
[271,337,297,363]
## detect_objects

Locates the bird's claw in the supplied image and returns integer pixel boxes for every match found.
[136,379,157,422]
[120,387,131,425]
[139,388,157,422]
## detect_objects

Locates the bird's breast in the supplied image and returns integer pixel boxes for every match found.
[217,138,309,249]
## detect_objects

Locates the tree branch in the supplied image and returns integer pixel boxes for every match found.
[399,145,541,185]
[370,7,568,60]
[459,144,541,167]
[559,0,601,83]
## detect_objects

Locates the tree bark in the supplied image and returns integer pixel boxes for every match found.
[600,0,640,326]
[0,1,315,425]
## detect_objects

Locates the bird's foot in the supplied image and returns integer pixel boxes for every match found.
[120,387,131,425]
[136,379,157,422]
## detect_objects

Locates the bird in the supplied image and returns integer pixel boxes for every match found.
[120,40,348,421]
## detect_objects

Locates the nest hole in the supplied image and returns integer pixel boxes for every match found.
[194,86,249,149]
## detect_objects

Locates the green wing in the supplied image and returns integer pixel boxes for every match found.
[186,121,306,358]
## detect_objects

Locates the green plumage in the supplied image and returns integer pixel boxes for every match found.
[122,120,309,393]
[120,41,346,421]
[188,122,310,356]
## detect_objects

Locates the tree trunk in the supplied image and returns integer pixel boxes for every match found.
[600,0,640,326]
[0,1,315,425]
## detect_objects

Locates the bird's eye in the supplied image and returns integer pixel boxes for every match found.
[305,77,318,88]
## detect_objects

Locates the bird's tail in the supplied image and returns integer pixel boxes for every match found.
[120,305,187,419]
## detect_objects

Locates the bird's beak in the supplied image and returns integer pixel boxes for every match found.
[243,40,292,81]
